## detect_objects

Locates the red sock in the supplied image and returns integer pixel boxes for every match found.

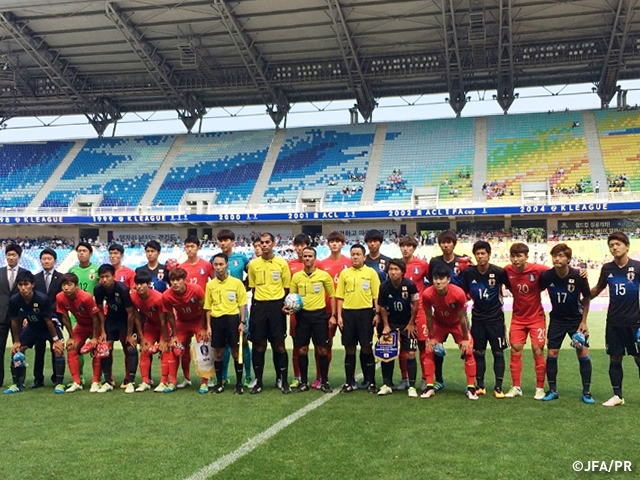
[534,355,546,388]
[169,353,179,384]
[399,349,408,379]
[140,352,151,384]
[424,350,435,384]
[92,355,101,383]
[420,347,428,381]
[68,350,81,384]
[510,352,523,387]
[292,347,300,378]
[160,352,170,384]
[464,350,477,386]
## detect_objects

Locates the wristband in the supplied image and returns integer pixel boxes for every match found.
[52,336,59,342]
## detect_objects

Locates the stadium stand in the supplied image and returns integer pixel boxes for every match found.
[0,142,74,209]
[40,136,175,208]
[152,130,273,207]
[374,118,476,203]
[485,112,591,200]
[594,109,640,192]
[262,124,377,205]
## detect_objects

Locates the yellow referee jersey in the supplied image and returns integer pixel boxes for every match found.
[203,275,248,317]
[248,256,291,301]
[290,268,335,311]
[335,265,380,309]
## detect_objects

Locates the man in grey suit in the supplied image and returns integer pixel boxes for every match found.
[0,244,28,387]
[32,248,64,387]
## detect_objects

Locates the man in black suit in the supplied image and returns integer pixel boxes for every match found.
[32,248,64,388]
[0,244,29,387]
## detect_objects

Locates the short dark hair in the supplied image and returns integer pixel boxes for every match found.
[260,232,275,242]
[293,233,311,246]
[145,240,161,252]
[40,248,57,260]
[608,231,630,247]
[16,270,35,284]
[509,242,529,256]
[388,258,406,274]
[5,243,22,257]
[212,252,228,263]
[108,243,124,254]
[76,241,93,253]
[398,236,418,248]
[327,231,346,243]
[431,265,451,279]
[302,246,317,258]
[550,243,572,258]
[168,267,187,281]
[472,240,491,255]
[134,271,152,285]
[252,237,261,246]
[217,229,236,241]
[184,235,200,246]
[364,229,384,243]
[60,273,79,285]
[437,230,457,246]
[350,244,366,255]
[98,264,115,276]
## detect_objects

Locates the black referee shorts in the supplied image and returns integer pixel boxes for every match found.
[341,308,374,348]
[250,298,286,344]
[211,314,241,349]
[294,308,329,348]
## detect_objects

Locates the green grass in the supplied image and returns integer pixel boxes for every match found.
[2,311,639,480]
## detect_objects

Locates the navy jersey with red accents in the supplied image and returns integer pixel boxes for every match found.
[94,281,133,323]
[595,259,640,326]
[462,264,508,324]
[378,278,419,327]
[135,264,168,292]
[540,268,590,324]
[429,255,464,287]
[8,290,54,329]
[365,253,391,282]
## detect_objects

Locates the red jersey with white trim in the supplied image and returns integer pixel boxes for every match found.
[114,266,136,289]
[131,289,166,329]
[422,284,467,328]
[318,255,352,288]
[504,262,547,324]
[288,258,321,276]
[162,283,205,324]
[179,258,214,288]
[404,257,429,294]
[56,289,100,329]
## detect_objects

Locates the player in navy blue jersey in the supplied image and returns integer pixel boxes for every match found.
[591,232,640,407]
[539,243,593,403]
[93,264,141,393]
[364,229,390,283]
[135,240,168,293]
[462,241,510,398]
[4,271,72,394]
[377,259,420,397]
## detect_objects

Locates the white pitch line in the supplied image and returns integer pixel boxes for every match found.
[184,390,339,480]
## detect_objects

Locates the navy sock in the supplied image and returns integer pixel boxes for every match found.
[54,356,66,385]
[609,361,623,398]
[381,361,394,386]
[579,356,592,395]
[434,354,444,383]
[493,351,505,390]
[474,352,486,388]
[407,358,417,387]
[127,347,138,383]
[546,356,558,391]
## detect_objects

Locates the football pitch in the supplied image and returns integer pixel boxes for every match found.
[2,310,639,480]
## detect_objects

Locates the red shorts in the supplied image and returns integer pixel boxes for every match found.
[175,321,202,345]
[415,311,428,342]
[509,320,546,346]
[143,324,162,344]
[72,324,94,346]
[431,323,474,348]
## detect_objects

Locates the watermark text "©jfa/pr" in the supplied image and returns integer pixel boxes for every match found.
[573,461,632,473]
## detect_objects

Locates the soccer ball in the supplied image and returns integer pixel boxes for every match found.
[570,332,586,349]
[80,342,95,355]
[12,352,26,368]
[147,343,161,354]
[165,258,178,271]
[284,293,303,313]
[95,342,111,358]
[172,341,185,357]
[433,343,446,357]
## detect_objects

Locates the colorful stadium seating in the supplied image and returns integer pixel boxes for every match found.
[263,124,377,204]
[0,142,73,208]
[153,130,273,207]
[374,118,475,203]
[486,112,591,199]
[41,136,175,208]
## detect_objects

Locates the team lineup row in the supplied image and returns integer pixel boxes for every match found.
[0,229,638,405]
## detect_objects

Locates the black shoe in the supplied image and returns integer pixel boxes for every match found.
[211,384,225,394]
[340,383,354,393]
[296,383,309,392]
[366,383,377,394]
[320,383,333,394]
[281,382,291,394]
[250,384,263,394]
[234,385,244,395]
[30,381,45,389]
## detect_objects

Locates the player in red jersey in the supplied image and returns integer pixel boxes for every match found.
[130,271,169,392]
[179,235,214,288]
[162,267,209,393]
[109,243,135,289]
[503,242,548,399]
[400,235,429,391]
[421,265,477,400]
[316,231,351,388]
[56,273,103,392]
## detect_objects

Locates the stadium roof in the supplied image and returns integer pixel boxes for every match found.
[1,0,639,134]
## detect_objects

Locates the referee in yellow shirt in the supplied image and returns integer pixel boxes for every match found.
[336,244,381,394]
[204,253,248,395]
[288,247,336,394]
[248,232,292,394]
